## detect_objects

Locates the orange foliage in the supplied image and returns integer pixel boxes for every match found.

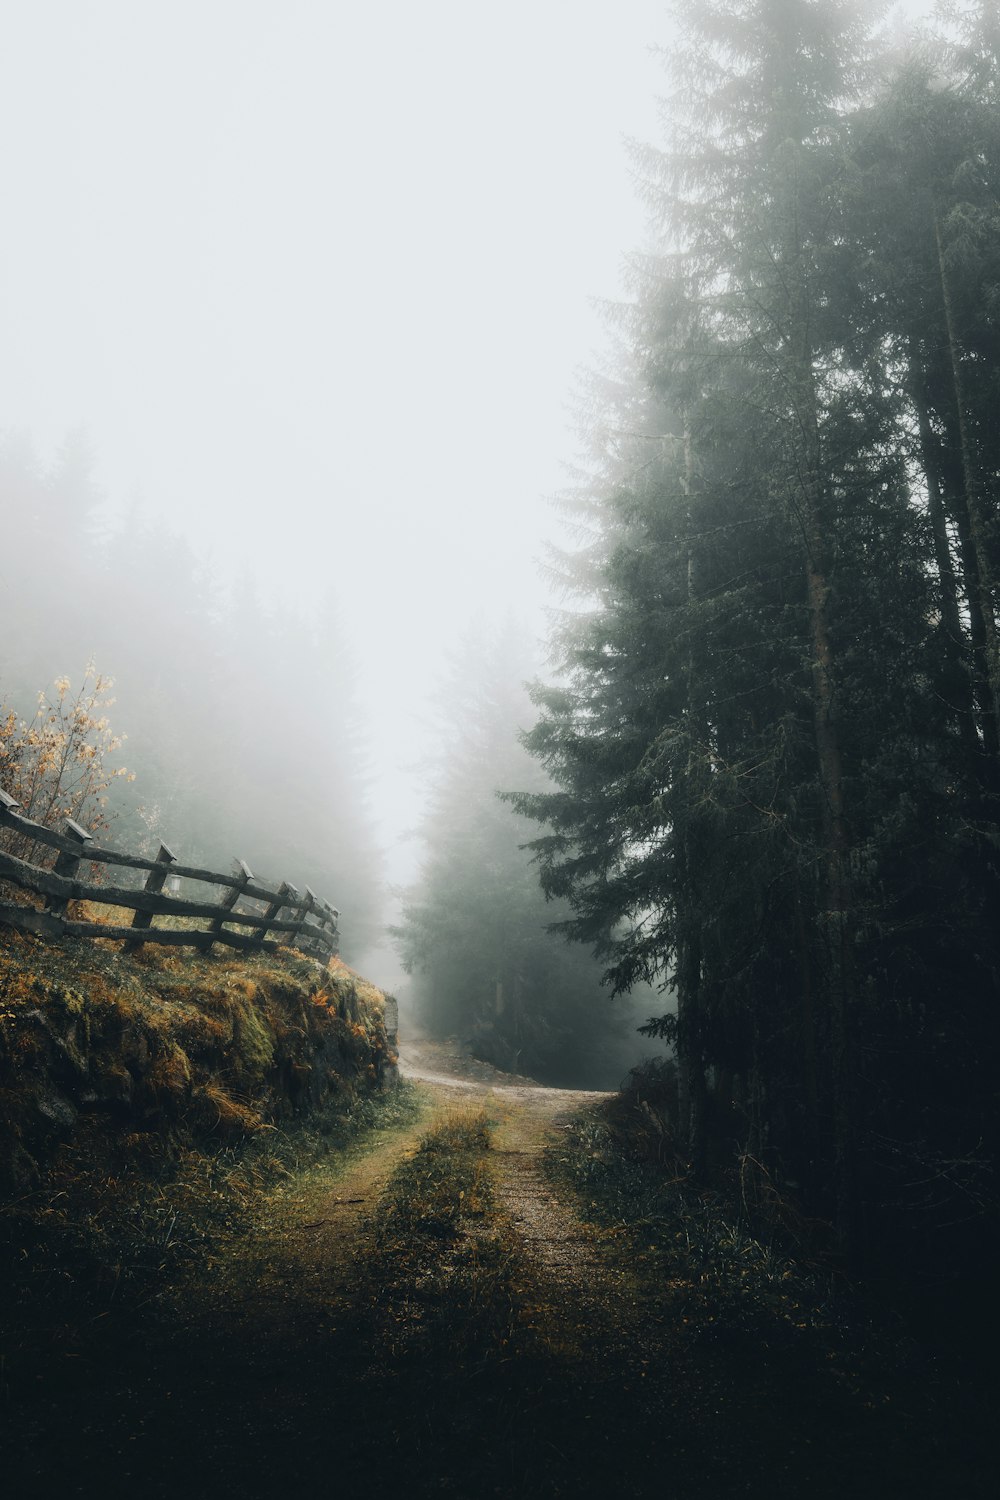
[0,663,133,861]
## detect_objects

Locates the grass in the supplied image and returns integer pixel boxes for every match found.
[0,1077,426,1387]
[544,1103,996,1499]
[8,1077,992,1499]
[0,922,404,1402]
[0,928,394,1175]
[2,1092,533,1499]
[551,1115,838,1353]
[363,1104,523,1368]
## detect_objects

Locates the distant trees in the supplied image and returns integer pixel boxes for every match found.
[392,623,642,1088]
[513,0,1000,1265]
[0,435,380,960]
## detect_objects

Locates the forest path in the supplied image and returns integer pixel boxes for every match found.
[5,1041,677,1499]
[6,1041,975,1500]
[400,1034,648,1362]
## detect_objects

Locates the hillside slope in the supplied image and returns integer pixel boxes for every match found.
[0,931,395,1192]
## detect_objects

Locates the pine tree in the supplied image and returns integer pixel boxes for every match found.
[850,36,1000,771]
[515,0,1000,1257]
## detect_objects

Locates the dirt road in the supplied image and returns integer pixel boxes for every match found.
[4,1044,625,1498]
[401,1036,650,1362]
[5,1040,982,1500]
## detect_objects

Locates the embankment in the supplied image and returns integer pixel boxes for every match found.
[0,930,396,1192]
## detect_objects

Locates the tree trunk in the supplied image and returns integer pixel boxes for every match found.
[793,876,820,1162]
[803,489,857,1247]
[910,365,983,767]
[790,286,857,1251]
[678,418,708,1174]
[933,206,1000,747]
[676,932,708,1173]
[939,413,1000,760]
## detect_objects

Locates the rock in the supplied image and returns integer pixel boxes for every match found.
[35,1086,78,1131]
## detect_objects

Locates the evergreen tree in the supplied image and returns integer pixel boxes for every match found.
[850,34,1000,772]
[515,0,1000,1262]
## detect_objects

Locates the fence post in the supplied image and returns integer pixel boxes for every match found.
[0,788,21,860]
[256,880,293,948]
[323,897,341,958]
[208,859,254,950]
[281,883,302,948]
[125,842,177,950]
[297,886,326,956]
[313,890,339,959]
[48,818,93,918]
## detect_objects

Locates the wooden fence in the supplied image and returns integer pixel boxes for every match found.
[0,787,340,961]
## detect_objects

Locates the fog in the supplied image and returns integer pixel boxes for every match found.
[1,0,935,1043]
[0,1,673,880]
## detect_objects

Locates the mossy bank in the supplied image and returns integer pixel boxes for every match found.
[0,931,397,1193]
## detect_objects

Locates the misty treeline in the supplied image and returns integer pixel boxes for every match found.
[0,433,380,960]
[392,623,655,1089]
[506,0,1000,1269]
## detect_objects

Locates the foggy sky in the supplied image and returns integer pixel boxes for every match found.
[0,0,935,882]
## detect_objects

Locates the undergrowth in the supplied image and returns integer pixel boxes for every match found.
[552,1112,918,1368]
[545,1104,993,1493]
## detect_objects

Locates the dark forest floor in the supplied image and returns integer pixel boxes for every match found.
[1,1045,993,1499]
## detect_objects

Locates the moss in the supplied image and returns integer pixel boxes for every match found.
[230,998,275,1082]
[0,930,394,1193]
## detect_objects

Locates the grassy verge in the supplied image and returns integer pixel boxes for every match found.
[1,937,395,1181]
[0,1078,425,1387]
[545,1105,994,1499]
[547,1111,854,1356]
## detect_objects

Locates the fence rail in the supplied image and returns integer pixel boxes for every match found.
[0,788,340,961]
